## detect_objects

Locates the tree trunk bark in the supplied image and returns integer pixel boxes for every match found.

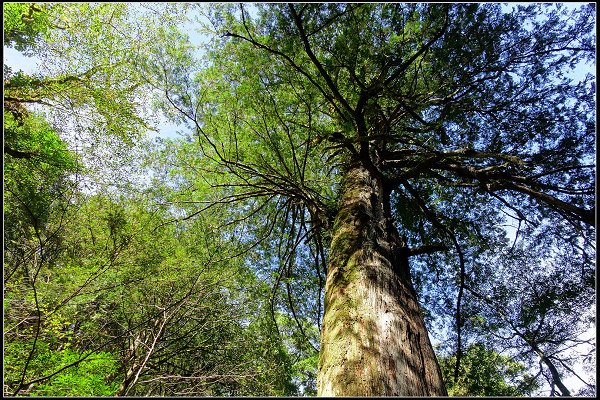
[317,163,447,396]
[536,350,571,396]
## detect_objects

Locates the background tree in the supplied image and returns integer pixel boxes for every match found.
[4,3,303,396]
[3,3,170,395]
[4,189,302,395]
[438,343,539,396]
[3,2,195,193]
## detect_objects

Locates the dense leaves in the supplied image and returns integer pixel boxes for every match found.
[186,3,595,395]
[3,3,301,396]
[3,3,51,53]
[439,343,539,396]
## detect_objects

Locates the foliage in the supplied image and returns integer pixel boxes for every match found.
[4,172,307,395]
[4,340,119,397]
[3,3,51,53]
[185,2,594,394]
[439,343,539,396]
[457,235,596,395]
[3,2,596,397]
[3,2,192,155]
[3,110,79,230]
[4,2,305,395]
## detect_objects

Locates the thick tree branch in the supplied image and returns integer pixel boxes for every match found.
[409,154,597,227]
[497,182,595,227]
[4,146,38,159]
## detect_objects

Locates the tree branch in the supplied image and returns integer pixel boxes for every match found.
[288,4,354,118]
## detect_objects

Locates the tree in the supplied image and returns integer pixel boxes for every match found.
[3,2,192,188]
[4,2,595,396]
[5,3,312,396]
[438,343,539,396]
[3,3,188,395]
[458,236,596,396]
[68,195,297,396]
[157,3,595,395]
[3,186,302,396]
[3,3,82,276]
[4,18,85,391]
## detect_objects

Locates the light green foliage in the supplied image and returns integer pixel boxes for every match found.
[3,111,78,169]
[438,343,539,396]
[3,3,51,53]
[30,350,118,396]
[4,3,192,145]
[4,188,302,396]
[4,341,118,397]
[3,2,306,397]
[171,5,341,212]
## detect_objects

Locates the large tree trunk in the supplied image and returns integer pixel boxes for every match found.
[317,163,447,396]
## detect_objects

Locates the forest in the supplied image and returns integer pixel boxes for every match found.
[3,3,596,397]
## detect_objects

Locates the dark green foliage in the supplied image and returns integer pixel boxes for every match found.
[188,3,595,394]
[3,111,80,223]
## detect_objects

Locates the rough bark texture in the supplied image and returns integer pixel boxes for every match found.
[317,163,447,396]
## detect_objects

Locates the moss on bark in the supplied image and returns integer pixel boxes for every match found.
[317,164,447,396]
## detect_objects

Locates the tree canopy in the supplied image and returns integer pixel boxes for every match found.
[3,2,596,396]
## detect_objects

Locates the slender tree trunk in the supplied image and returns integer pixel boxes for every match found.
[536,349,571,396]
[317,163,447,396]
